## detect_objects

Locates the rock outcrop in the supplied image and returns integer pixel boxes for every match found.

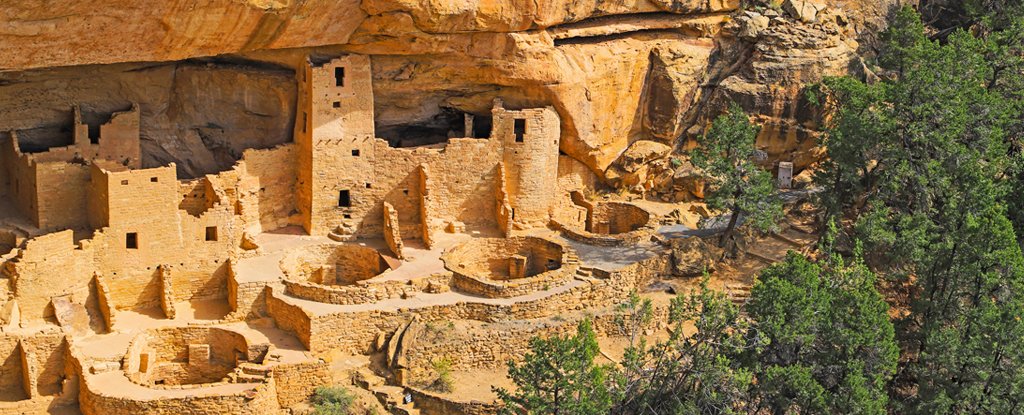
[0,0,903,180]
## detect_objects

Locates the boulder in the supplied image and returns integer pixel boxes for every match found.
[783,0,827,23]
[670,237,716,277]
[738,12,771,39]
[617,141,672,173]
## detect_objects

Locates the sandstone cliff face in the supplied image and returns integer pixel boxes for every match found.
[0,0,902,180]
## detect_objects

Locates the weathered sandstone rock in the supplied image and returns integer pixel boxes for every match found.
[671,236,715,277]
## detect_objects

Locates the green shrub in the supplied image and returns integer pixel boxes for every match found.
[312,386,355,415]
[428,358,455,393]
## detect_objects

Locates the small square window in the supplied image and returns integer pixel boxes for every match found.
[333,102,341,108]
[365,183,371,188]
[402,189,409,196]
[205,226,218,242]
[351,149,360,157]
[343,214,352,219]
[150,177,158,183]
[121,180,129,185]
[126,233,138,249]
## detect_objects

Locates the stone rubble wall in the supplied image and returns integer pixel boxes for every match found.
[275,252,668,354]
[80,375,280,415]
[383,202,404,259]
[406,386,499,415]
[270,360,331,408]
[284,279,418,306]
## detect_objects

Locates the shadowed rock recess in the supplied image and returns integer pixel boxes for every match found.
[0,0,898,413]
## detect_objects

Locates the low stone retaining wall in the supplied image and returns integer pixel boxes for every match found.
[271,252,669,355]
[406,386,499,415]
[284,278,418,305]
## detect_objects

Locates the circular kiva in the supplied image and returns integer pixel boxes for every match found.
[279,243,412,305]
[442,236,579,298]
[553,201,657,247]
[123,327,264,389]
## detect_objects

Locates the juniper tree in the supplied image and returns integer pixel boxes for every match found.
[495,319,617,415]
[691,104,782,251]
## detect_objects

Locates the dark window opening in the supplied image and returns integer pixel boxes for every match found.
[343,214,352,219]
[471,116,493,139]
[338,190,351,208]
[514,119,527,142]
[351,149,360,157]
[334,67,345,87]
[302,112,307,133]
[205,226,218,242]
[333,101,341,108]
[126,233,138,249]
[150,177,158,183]
[87,124,101,144]
[365,183,372,188]
[378,107,469,148]
[121,180,129,185]
[402,189,410,196]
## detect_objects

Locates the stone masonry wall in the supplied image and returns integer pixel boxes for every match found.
[272,253,668,354]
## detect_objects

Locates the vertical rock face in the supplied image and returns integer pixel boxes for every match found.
[643,45,713,143]
[0,0,899,180]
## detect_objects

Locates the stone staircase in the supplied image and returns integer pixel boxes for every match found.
[229,362,271,384]
[352,368,421,415]
[328,224,357,242]
[725,283,752,305]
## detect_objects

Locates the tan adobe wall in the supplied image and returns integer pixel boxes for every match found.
[237,145,298,233]
[80,376,280,415]
[0,336,26,400]
[227,262,269,319]
[383,202,404,259]
[178,179,210,217]
[0,136,87,230]
[495,163,513,235]
[8,231,95,321]
[0,332,68,405]
[86,164,240,310]
[270,360,330,408]
[1,136,35,225]
[93,275,116,332]
[272,253,669,354]
[265,289,312,349]
[33,162,91,231]
[551,155,600,229]
[591,201,653,234]
[283,279,419,306]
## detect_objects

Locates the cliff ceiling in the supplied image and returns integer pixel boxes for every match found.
[0,0,905,178]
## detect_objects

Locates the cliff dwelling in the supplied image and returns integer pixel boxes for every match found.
[0,0,915,413]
